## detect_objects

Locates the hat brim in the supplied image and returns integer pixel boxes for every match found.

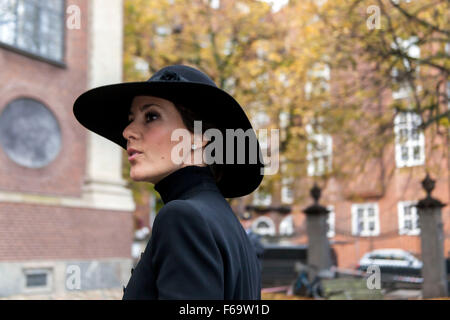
[73,81,265,198]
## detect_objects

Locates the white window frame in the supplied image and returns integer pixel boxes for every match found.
[279,215,294,236]
[253,188,272,206]
[398,200,420,236]
[281,177,294,204]
[392,0,412,4]
[326,205,335,238]
[22,267,53,294]
[279,111,289,129]
[391,36,420,100]
[394,112,425,168]
[351,203,380,237]
[252,216,276,236]
[304,62,330,100]
[306,121,332,177]
[209,0,220,9]
[281,162,294,204]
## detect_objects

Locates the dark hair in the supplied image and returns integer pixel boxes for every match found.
[172,102,224,184]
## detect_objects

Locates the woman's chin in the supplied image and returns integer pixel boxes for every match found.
[129,170,145,182]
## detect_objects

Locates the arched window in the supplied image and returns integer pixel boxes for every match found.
[252,216,276,236]
[0,98,62,168]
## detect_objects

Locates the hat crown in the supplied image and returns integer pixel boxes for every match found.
[148,65,218,88]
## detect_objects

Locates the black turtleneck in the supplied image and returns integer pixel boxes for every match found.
[123,164,262,300]
[154,165,220,204]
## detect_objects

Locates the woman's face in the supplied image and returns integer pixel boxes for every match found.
[122,95,206,184]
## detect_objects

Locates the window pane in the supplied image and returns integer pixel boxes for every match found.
[357,208,364,219]
[413,146,421,160]
[399,128,408,140]
[257,221,269,229]
[411,128,419,140]
[404,206,411,216]
[405,219,412,230]
[401,146,409,160]
[26,273,47,287]
[43,0,63,11]
[0,0,17,44]
[0,0,64,62]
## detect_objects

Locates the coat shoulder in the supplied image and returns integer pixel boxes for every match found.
[153,199,207,229]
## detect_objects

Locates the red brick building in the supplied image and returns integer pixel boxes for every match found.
[0,0,134,297]
[239,39,450,270]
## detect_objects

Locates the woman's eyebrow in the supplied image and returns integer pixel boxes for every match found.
[128,103,160,117]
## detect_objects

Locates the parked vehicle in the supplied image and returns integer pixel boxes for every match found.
[356,249,423,277]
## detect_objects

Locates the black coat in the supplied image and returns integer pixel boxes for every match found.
[122,165,261,300]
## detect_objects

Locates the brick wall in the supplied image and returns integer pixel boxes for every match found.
[0,0,89,197]
[0,202,132,261]
[0,0,134,263]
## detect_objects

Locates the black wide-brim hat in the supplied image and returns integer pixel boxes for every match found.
[73,64,265,198]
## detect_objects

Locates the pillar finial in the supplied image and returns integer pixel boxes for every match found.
[421,172,435,199]
[310,183,321,204]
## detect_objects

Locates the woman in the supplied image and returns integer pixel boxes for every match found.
[73,64,265,300]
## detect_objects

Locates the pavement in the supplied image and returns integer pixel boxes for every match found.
[0,288,123,300]
[1,288,446,300]
[383,289,422,300]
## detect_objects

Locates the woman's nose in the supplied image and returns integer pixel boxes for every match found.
[122,122,138,141]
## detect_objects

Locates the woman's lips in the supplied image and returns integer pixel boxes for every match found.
[128,152,143,161]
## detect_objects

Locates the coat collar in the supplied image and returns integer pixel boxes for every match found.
[154,165,220,204]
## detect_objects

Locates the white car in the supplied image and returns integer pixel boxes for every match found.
[357,249,422,276]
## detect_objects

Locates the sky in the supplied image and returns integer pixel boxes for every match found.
[262,0,290,12]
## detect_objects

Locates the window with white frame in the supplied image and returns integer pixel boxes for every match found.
[326,205,335,238]
[391,36,420,100]
[279,215,294,236]
[281,177,294,204]
[253,188,271,206]
[23,267,53,292]
[351,203,380,237]
[279,110,289,141]
[391,0,412,4]
[252,216,276,236]
[304,62,330,100]
[279,111,289,129]
[0,0,65,63]
[398,201,420,235]
[281,162,294,204]
[394,112,425,168]
[306,120,332,177]
[209,0,220,9]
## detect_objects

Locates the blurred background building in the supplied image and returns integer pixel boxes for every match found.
[0,0,134,297]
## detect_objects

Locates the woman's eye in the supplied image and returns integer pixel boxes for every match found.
[128,112,158,124]
[145,112,158,123]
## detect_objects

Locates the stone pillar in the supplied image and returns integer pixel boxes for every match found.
[303,183,332,282]
[416,173,448,299]
[81,0,135,212]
